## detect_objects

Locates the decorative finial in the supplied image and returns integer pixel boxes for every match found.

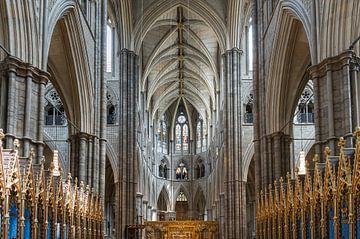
[354,127,360,139]
[313,154,319,163]
[324,146,331,157]
[52,150,61,177]
[13,139,20,151]
[29,148,35,160]
[338,137,346,148]
[67,173,72,184]
[0,129,4,141]
[279,177,284,184]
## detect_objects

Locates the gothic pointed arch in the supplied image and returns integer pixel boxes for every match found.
[265,10,312,134]
[46,8,94,134]
[175,186,190,220]
[157,186,170,212]
[194,187,206,220]
[105,156,116,237]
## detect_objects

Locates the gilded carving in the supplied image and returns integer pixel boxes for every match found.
[129,220,219,239]
[0,129,104,239]
[256,128,360,238]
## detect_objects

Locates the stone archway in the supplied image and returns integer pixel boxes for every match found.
[175,189,189,220]
[157,187,170,221]
[246,158,255,239]
[105,157,116,238]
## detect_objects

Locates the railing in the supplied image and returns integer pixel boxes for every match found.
[0,129,104,239]
[256,128,360,238]
[45,115,66,126]
[296,113,314,124]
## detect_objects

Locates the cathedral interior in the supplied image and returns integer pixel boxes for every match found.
[0,0,360,238]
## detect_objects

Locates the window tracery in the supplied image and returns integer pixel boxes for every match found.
[196,115,207,152]
[196,120,202,149]
[195,159,206,179]
[295,86,314,124]
[158,115,168,153]
[44,90,66,126]
[175,111,189,153]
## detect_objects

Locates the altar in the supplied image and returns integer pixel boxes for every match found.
[144,221,218,239]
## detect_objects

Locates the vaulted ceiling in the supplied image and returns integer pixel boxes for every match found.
[139,6,222,121]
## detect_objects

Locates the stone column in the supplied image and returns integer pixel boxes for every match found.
[23,75,32,157]
[136,193,143,224]
[218,194,225,238]
[99,0,108,205]
[5,70,16,147]
[87,136,94,187]
[78,133,88,183]
[222,48,246,238]
[117,49,138,237]
[68,132,98,186]
[143,200,148,221]
[309,50,359,157]
[0,56,49,160]
[151,208,157,221]
[147,206,152,221]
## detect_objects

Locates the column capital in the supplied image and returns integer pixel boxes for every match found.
[308,50,356,79]
[1,56,50,84]
[224,47,243,55]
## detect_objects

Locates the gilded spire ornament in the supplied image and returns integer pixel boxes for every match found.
[256,129,360,239]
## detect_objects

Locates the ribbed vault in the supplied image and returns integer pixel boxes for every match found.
[139,6,221,121]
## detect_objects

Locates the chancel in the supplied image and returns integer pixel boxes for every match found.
[0,0,359,238]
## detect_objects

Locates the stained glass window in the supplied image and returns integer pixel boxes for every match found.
[202,120,207,149]
[178,115,186,124]
[196,121,201,149]
[175,124,182,151]
[162,121,167,148]
[175,110,189,153]
[157,115,168,153]
[182,124,189,151]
